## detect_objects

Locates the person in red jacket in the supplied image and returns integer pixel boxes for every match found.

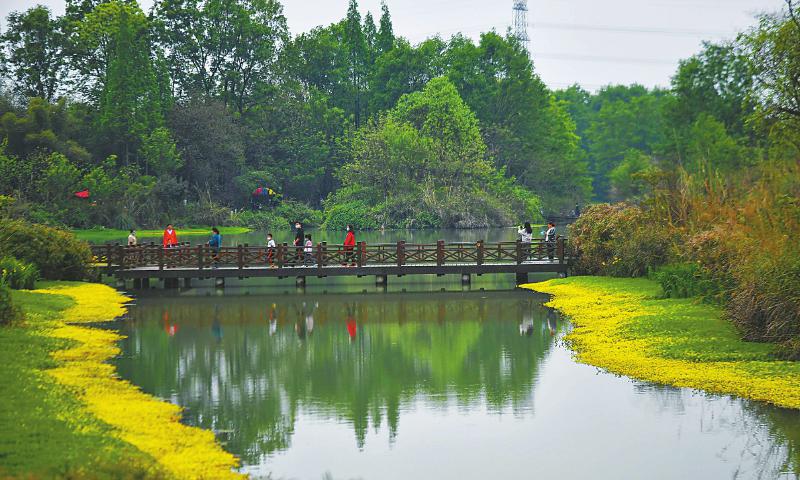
[343,224,356,267]
[163,224,178,248]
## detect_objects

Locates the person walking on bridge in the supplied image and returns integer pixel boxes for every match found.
[163,224,178,249]
[343,225,356,267]
[293,222,305,265]
[545,222,557,260]
[208,227,222,268]
[518,222,533,261]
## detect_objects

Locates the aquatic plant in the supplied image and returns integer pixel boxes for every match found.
[525,277,800,410]
[33,282,243,479]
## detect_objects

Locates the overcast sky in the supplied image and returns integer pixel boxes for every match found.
[0,0,788,91]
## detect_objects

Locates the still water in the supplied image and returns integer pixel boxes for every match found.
[113,277,800,480]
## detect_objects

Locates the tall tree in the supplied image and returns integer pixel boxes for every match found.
[344,0,366,127]
[1,6,66,101]
[153,0,288,113]
[377,1,394,54]
[98,7,164,165]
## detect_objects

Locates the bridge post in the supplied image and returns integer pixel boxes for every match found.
[357,242,366,267]
[278,243,286,268]
[133,278,142,289]
[116,244,125,271]
[516,272,528,285]
[197,245,204,271]
[436,240,445,267]
[557,238,565,264]
[317,242,325,269]
[142,278,150,289]
[515,240,524,265]
[476,240,484,266]
[158,247,164,271]
[183,278,192,289]
[238,245,245,270]
[397,241,405,267]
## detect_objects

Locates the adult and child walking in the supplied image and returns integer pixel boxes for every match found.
[158,222,358,268]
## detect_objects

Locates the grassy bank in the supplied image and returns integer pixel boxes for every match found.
[1,282,242,479]
[73,226,251,243]
[524,277,800,409]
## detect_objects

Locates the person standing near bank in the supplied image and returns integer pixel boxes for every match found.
[128,229,137,246]
[545,222,557,260]
[163,224,178,248]
[343,225,356,267]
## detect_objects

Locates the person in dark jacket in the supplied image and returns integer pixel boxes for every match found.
[293,222,305,265]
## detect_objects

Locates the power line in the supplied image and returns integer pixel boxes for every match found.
[532,52,678,65]
[531,21,731,37]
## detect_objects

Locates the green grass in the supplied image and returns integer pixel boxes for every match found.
[72,226,251,243]
[0,287,159,479]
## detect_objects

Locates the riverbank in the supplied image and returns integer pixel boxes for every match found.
[73,226,251,243]
[1,282,242,479]
[524,277,800,409]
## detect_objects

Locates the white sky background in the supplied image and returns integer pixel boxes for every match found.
[0,0,788,91]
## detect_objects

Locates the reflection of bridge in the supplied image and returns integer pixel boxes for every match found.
[92,239,571,288]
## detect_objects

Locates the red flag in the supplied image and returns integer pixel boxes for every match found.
[74,189,90,199]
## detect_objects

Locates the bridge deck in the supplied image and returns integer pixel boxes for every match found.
[111,260,567,279]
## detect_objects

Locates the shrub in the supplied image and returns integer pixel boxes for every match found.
[323,200,381,231]
[0,257,40,290]
[570,203,674,277]
[275,201,323,227]
[0,284,22,326]
[727,252,800,344]
[232,210,289,231]
[0,220,91,280]
[650,263,719,300]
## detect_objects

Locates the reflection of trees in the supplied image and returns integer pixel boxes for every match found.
[630,382,800,478]
[115,292,555,463]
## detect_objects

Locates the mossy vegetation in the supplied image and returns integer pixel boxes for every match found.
[0,283,242,479]
[0,289,160,478]
[525,277,800,409]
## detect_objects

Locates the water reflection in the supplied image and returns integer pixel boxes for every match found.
[114,289,800,479]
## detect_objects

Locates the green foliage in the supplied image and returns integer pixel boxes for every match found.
[0,284,22,326]
[649,263,718,300]
[0,257,40,290]
[275,200,323,227]
[609,149,655,200]
[0,5,66,101]
[0,220,91,280]
[330,77,540,228]
[570,203,674,277]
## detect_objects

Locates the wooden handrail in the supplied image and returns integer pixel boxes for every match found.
[90,239,571,270]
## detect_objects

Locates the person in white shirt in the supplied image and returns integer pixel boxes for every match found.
[517,222,533,262]
[545,222,557,260]
[267,233,277,267]
[303,234,314,266]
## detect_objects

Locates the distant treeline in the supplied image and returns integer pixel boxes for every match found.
[0,0,797,231]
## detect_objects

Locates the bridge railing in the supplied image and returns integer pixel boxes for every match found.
[90,238,570,271]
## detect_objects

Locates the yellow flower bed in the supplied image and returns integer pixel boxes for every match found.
[524,278,800,409]
[35,283,243,479]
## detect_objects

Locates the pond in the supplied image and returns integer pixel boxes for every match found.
[113,279,800,479]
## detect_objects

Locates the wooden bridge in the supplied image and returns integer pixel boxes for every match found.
[91,239,571,289]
